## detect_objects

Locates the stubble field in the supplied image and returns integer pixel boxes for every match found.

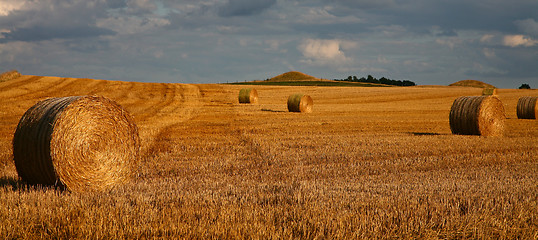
[0,75,536,239]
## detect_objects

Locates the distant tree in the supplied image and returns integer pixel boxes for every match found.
[402,80,416,86]
[519,83,531,89]
[367,75,375,83]
[338,75,416,86]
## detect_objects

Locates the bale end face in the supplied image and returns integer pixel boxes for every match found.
[449,96,505,136]
[287,94,313,113]
[13,95,140,192]
[517,96,538,119]
[238,88,258,104]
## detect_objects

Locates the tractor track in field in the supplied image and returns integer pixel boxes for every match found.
[0,75,44,92]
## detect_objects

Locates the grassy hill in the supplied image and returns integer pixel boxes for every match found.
[267,71,319,81]
[449,80,496,88]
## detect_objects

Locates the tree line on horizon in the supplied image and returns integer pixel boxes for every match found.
[335,75,416,86]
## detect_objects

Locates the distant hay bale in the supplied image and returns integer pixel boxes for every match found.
[517,96,538,119]
[0,70,21,82]
[12,96,140,192]
[449,96,505,136]
[482,88,497,96]
[238,88,258,104]
[287,94,313,113]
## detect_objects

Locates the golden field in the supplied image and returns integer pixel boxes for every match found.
[0,75,537,239]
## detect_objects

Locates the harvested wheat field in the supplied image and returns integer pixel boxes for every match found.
[0,75,537,239]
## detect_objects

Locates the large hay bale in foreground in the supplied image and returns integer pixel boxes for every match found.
[449,96,505,136]
[482,88,497,96]
[238,88,258,104]
[13,96,140,192]
[287,94,313,113]
[517,96,538,119]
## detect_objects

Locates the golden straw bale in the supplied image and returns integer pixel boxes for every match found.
[287,94,313,113]
[449,96,505,136]
[482,88,497,96]
[0,70,21,82]
[238,88,258,104]
[12,96,140,192]
[517,96,538,119]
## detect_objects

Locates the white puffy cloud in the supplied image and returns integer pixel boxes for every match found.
[0,0,26,16]
[298,39,351,61]
[503,35,538,47]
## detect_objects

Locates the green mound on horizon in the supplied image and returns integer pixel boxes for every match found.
[449,80,496,88]
[268,71,319,82]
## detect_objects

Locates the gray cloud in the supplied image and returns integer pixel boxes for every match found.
[218,0,276,17]
[515,18,538,37]
[0,26,114,43]
[0,0,537,88]
[0,0,120,42]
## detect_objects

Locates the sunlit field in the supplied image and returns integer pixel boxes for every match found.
[0,75,536,239]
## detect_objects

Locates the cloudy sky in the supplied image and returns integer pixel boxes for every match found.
[1,0,537,88]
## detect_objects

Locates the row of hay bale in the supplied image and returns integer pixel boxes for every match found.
[11,91,536,192]
[449,95,537,136]
[238,88,313,113]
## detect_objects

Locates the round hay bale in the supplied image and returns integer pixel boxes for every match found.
[0,70,21,82]
[449,96,505,136]
[12,96,140,192]
[287,94,313,113]
[238,88,258,104]
[517,96,538,119]
[482,88,497,96]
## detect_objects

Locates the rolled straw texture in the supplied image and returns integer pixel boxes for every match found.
[238,88,258,104]
[287,94,313,113]
[13,96,140,192]
[482,88,497,96]
[517,96,538,119]
[449,96,505,136]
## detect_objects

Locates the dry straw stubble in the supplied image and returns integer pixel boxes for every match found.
[449,96,505,136]
[517,96,538,119]
[238,88,258,104]
[12,95,140,192]
[287,94,313,113]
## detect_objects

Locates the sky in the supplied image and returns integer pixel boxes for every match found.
[1,0,537,88]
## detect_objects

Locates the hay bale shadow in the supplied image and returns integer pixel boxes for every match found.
[0,177,67,191]
[0,177,24,191]
[410,132,442,136]
[261,108,286,113]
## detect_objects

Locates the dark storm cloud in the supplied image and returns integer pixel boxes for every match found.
[325,0,538,34]
[0,0,123,42]
[218,0,276,17]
